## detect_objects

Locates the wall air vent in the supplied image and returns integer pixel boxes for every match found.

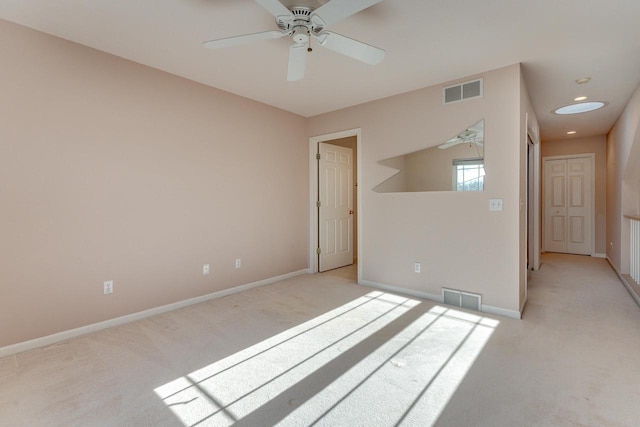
[443,78,483,105]
[442,288,482,312]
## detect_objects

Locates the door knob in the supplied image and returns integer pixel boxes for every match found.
[349,210,354,215]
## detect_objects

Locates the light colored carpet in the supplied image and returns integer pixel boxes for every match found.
[1,255,639,426]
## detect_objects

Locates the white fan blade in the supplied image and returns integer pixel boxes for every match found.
[287,43,307,81]
[315,32,385,65]
[311,0,384,28]
[447,136,462,144]
[254,0,293,18]
[438,140,463,149]
[438,139,483,149]
[203,30,286,49]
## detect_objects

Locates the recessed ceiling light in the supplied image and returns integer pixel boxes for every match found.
[567,131,577,135]
[574,96,588,101]
[553,101,607,115]
[576,77,591,84]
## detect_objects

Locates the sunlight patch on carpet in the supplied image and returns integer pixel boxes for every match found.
[154,291,498,426]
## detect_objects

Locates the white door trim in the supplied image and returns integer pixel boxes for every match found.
[542,153,596,256]
[530,140,541,270]
[309,129,362,281]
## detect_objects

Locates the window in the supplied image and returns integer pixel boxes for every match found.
[453,158,485,191]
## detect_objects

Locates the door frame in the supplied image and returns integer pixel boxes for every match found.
[542,153,596,256]
[527,131,541,272]
[309,128,361,280]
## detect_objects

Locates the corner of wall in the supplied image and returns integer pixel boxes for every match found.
[606,82,640,273]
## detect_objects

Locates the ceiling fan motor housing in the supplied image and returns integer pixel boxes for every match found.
[277,6,324,35]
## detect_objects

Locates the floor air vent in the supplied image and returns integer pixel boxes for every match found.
[443,78,483,104]
[442,288,482,311]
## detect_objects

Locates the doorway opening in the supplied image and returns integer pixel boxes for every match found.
[309,129,361,279]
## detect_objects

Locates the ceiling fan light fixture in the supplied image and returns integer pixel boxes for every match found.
[574,96,588,101]
[553,101,606,115]
[291,26,310,44]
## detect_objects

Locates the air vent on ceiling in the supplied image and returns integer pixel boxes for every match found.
[442,288,482,312]
[443,78,483,105]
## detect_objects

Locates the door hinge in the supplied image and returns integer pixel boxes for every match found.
[316,247,321,254]
[316,200,321,208]
[316,153,321,160]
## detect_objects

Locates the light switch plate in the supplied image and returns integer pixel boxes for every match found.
[103,280,113,295]
[489,199,503,211]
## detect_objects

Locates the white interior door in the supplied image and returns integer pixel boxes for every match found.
[544,156,593,255]
[319,142,353,272]
[545,159,568,253]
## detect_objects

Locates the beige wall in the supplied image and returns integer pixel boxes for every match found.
[310,64,526,314]
[0,20,309,348]
[541,136,607,254]
[1,19,539,349]
[607,83,640,273]
[374,156,407,193]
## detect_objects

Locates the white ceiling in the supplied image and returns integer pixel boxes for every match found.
[2,0,640,141]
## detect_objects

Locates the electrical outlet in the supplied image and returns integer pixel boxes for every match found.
[203,264,210,275]
[235,259,241,269]
[103,280,113,295]
[489,198,503,211]
[414,262,421,273]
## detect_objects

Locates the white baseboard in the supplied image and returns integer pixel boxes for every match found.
[0,269,309,358]
[592,253,607,258]
[359,279,522,319]
[359,279,444,303]
[482,304,522,319]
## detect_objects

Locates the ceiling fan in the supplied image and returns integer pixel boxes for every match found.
[203,0,386,81]
[438,124,485,150]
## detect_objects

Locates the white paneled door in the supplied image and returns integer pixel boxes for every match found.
[544,156,593,255]
[319,142,353,272]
